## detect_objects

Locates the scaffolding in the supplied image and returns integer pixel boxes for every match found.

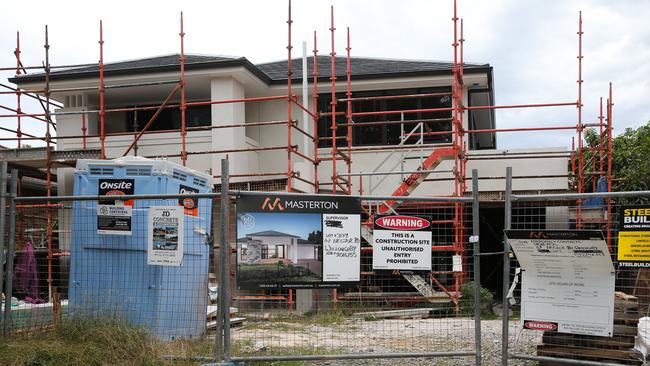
[0,0,615,309]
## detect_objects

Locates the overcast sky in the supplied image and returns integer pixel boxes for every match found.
[0,0,648,150]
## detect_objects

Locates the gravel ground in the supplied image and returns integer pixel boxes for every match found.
[232,318,541,365]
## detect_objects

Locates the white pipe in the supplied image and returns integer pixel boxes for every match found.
[301,41,309,160]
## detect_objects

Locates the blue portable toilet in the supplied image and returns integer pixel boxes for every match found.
[69,157,213,340]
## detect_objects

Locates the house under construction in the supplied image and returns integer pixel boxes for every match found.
[0,1,615,309]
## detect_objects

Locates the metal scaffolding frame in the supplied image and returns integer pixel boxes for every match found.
[0,0,615,307]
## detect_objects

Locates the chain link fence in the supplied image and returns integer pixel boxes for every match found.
[503,173,650,365]
[0,162,483,365]
[11,162,650,365]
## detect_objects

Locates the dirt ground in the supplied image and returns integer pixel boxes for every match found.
[231,318,541,365]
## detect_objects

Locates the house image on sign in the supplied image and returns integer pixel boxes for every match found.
[237,230,321,270]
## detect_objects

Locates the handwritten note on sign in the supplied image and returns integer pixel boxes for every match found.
[322,214,360,282]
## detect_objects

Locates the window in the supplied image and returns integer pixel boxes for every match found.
[467,88,496,150]
[126,105,211,132]
[261,245,285,259]
[240,245,248,261]
[317,87,452,147]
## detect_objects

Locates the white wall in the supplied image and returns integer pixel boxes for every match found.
[297,245,315,260]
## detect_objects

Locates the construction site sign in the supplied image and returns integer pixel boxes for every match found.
[97,178,134,235]
[148,206,184,266]
[617,206,650,267]
[505,230,615,337]
[97,204,132,235]
[236,194,361,289]
[372,215,432,271]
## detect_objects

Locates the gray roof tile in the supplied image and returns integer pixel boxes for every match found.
[9,53,491,84]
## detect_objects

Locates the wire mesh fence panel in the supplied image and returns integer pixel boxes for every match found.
[229,199,480,362]
[507,198,650,366]
[3,196,218,359]
[1,190,481,364]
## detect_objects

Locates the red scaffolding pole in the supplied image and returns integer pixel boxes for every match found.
[345,26,352,195]
[576,11,584,228]
[286,0,294,192]
[14,31,22,148]
[313,30,320,193]
[329,5,337,195]
[99,20,106,159]
[179,12,187,166]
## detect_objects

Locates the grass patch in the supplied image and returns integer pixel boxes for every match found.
[0,318,160,366]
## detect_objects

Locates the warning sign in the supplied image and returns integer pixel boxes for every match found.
[618,206,650,267]
[372,215,432,271]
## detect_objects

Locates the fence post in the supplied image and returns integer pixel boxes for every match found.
[501,167,513,366]
[214,158,231,363]
[0,161,7,325]
[3,169,18,335]
[221,158,231,362]
[471,169,482,366]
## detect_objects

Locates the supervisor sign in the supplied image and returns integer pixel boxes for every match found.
[372,215,432,271]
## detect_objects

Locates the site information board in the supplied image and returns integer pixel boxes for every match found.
[505,230,615,337]
[236,194,361,290]
[372,215,432,271]
[617,206,650,268]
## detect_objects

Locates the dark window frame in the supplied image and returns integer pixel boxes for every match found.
[317,86,453,148]
[126,105,211,132]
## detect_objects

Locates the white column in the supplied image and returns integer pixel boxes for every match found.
[210,78,246,179]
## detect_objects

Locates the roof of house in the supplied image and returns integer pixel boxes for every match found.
[246,230,301,238]
[9,53,491,85]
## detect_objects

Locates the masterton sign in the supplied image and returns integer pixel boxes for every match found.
[236,194,361,290]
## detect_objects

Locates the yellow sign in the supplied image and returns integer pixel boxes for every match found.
[617,231,650,261]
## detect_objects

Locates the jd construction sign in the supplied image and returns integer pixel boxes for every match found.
[372,215,432,271]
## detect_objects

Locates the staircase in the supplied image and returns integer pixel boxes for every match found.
[362,146,456,302]
[377,147,456,214]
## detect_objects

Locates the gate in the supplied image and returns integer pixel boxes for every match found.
[501,166,650,366]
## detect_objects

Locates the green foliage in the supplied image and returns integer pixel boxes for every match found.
[307,230,322,244]
[612,122,650,198]
[459,281,494,316]
[576,121,650,201]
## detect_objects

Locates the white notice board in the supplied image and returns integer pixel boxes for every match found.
[505,230,615,337]
[148,206,184,266]
[322,214,361,282]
